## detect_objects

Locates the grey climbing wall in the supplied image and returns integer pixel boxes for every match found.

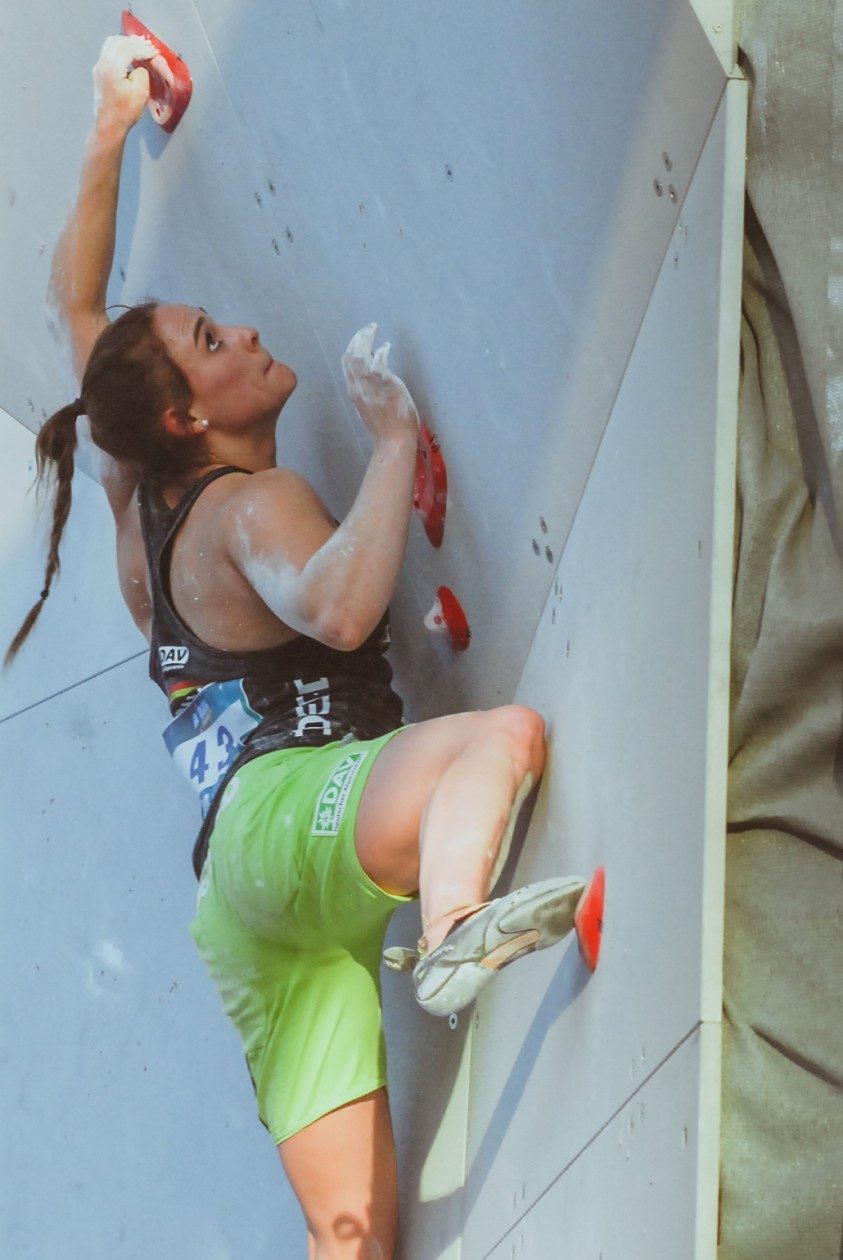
[0,2,744,1256]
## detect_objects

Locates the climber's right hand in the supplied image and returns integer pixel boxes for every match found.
[342,324,420,445]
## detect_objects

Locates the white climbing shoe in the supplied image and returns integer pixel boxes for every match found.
[408,876,587,1017]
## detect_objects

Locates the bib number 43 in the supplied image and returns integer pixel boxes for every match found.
[163,679,260,815]
[189,722,238,787]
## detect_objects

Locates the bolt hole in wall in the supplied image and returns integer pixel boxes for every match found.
[655,144,678,202]
[530,538,554,564]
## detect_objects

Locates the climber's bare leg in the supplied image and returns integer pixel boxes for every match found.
[280,1088,398,1260]
[355,706,546,952]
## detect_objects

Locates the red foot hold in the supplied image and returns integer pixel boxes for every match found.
[121,11,193,133]
[575,865,604,972]
[413,423,448,548]
[424,586,471,651]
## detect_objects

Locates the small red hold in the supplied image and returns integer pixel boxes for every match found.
[413,423,448,548]
[121,11,193,133]
[575,865,605,973]
[424,586,471,651]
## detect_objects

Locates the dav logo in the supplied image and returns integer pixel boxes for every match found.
[159,645,190,672]
[311,751,369,837]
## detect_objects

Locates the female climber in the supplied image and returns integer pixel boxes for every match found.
[8,35,589,1260]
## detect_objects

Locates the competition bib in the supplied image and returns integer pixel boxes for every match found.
[162,679,260,816]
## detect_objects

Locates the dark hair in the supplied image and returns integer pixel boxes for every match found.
[5,302,209,665]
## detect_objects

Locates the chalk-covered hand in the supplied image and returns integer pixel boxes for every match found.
[342,324,420,442]
[92,34,159,134]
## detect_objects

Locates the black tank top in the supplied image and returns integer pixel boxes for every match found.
[138,467,404,876]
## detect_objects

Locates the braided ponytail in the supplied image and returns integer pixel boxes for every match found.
[4,398,83,666]
[6,301,210,666]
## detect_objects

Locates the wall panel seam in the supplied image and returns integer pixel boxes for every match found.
[0,651,147,725]
[476,1021,704,1260]
[514,78,730,678]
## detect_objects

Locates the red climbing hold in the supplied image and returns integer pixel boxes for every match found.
[575,865,605,972]
[121,11,193,133]
[413,423,448,548]
[424,586,471,651]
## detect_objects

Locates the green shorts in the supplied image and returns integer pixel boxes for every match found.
[189,728,415,1145]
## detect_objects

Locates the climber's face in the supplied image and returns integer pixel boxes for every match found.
[154,303,297,433]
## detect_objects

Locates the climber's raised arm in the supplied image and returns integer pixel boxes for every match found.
[225,325,419,651]
[50,35,156,381]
